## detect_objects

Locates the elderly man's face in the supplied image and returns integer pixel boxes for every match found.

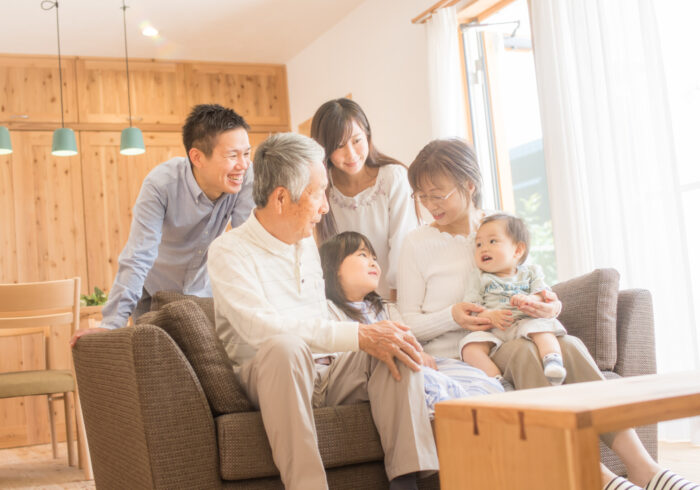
[284,158,329,242]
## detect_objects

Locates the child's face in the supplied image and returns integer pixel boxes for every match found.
[338,244,381,302]
[474,220,525,276]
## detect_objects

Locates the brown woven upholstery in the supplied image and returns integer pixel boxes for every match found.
[72,270,657,488]
[552,268,620,371]
[217,404,385,480]
[137,299,253,414]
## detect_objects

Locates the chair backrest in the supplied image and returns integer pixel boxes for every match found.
[0,277,81,368]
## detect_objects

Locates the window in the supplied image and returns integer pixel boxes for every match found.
[460,0,557,284]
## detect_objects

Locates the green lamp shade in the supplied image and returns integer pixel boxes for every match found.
[0,126,12,155]
[120,127,145,155]
[51,128,78,156]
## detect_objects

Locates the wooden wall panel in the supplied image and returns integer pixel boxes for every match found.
[0,131,85,448]
[186,63,290,130]
[80,131,183,292]
[76,58,187,125]
[0,55,78,124]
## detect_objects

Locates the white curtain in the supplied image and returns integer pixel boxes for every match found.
[426,6,468,139]
[527,0,699,441]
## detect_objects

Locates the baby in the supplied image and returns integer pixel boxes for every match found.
[460,213,567,390]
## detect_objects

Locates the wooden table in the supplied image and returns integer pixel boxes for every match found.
[435,372,700,490]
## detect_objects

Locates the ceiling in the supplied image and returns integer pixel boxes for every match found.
[0,0,366,64]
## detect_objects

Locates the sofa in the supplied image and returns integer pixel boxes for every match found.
[72,268,656,489]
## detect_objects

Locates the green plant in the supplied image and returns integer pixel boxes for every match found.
[80,287,108,306]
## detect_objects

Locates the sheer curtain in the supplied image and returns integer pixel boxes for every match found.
[527,0,699,441]
[425,6,467,139]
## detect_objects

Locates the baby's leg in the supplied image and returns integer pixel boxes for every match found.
[461,342,513,391]
[461,342,499,376]
[530,332,566,385]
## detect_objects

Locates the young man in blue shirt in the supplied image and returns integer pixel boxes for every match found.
[71,104,254,344]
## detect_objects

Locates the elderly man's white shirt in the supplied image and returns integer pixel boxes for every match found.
[208,212,359,365]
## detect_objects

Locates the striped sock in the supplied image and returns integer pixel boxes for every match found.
[604,476,642,490]
[645,469,699,490]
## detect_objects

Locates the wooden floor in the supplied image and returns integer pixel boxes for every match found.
[0,441,697,488]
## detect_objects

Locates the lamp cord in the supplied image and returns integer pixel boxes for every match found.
[121,0,133,127]
[41,0,65,128]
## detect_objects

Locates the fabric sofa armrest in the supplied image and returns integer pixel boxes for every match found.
[614,289,656,377]
[73,326,222,490]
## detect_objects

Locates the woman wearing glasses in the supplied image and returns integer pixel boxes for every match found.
[397,138,694,490]
[311,98,418,300]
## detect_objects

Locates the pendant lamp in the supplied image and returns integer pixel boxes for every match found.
[42,1,78,157]
[0,126,12,155]
[119,0,145,155]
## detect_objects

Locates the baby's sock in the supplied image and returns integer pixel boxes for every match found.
[542,353,566,385]
[495,375,514,392]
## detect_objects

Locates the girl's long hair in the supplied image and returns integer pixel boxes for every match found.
[319,231,384,323]
[311,98,404,242]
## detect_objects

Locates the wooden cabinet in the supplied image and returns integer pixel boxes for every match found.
[0,130,86,448]
[186,63,290,130]
[76,58,187,125]
[0,55,78,124]
[80,131,184,292]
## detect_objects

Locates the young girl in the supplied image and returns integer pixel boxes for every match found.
[311,98,418,300]
[320,231,503,415]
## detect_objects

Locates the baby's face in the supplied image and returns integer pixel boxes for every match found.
[474,220,523,276]
[338,244,381,302]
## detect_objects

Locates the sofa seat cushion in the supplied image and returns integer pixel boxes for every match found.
[137,299,253,414]
[217,403,385,481]
[552,268,620,371]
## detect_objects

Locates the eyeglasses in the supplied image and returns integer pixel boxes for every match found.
[411,187,459,205]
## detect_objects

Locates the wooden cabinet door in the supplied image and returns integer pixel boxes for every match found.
[0,130,87,449]
[0,55,78,124]
[76,58,187,125]
[80,132,184,292]
[185,63,290,130]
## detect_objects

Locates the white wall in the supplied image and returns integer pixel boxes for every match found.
[287,0,437,166]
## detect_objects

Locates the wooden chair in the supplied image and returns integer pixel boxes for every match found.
[0,277,83,468]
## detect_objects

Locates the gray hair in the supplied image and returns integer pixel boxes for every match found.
[252,132,325,207]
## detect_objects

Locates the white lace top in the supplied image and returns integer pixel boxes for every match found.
[329,164,418,298]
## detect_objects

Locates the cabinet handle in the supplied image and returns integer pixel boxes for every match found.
[10,114,29,119]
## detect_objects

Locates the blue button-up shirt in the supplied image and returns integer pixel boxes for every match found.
[100,156,254,329]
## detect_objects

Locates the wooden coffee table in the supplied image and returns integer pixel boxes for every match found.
[435,372,700,489]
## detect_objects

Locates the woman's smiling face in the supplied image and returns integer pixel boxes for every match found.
[414,174,474,227]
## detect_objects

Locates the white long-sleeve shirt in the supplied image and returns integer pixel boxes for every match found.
[396,226,481,359]
[208,212,359,366]
[330,164,418,297]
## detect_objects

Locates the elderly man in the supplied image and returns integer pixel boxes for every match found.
[207,133,438,490]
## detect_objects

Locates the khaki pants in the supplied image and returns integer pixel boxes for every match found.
[492,334,615,447]
[237,334,439,490]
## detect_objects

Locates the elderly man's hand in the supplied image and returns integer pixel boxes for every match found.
[358,321,423,381]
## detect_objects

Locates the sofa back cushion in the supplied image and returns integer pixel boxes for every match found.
[552,268,619,371]
[137,299,253,414]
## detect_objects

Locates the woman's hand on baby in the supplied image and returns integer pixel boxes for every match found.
[452,302,492,331]
[516,290,562,319]
[358,321,423,381]
[510,293,531,308]
[478,309,513,330]
[420,352,438,370]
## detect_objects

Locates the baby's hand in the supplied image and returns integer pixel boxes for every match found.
[478,309,513,330]
[510,294,531,308]
[420,352,438,370]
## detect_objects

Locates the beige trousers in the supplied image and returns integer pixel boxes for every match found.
[492,334,615,447]
[237,334,438,490]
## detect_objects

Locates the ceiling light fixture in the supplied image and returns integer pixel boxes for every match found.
[119,0,145,156]
[142,25,158,37]
[42,0,78,157]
